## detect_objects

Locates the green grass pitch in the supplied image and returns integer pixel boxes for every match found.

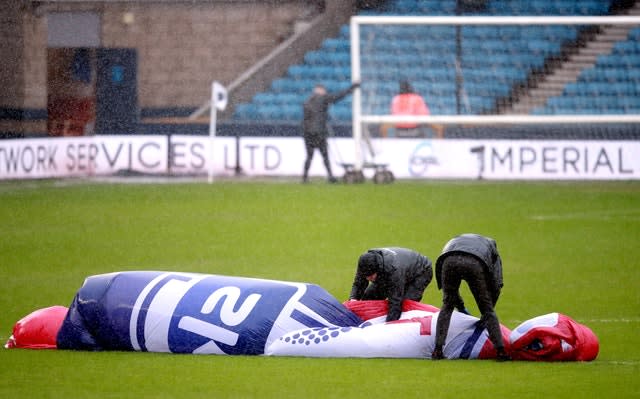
[0,178,638,398]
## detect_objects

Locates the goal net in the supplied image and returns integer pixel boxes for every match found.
[349,15,640,170]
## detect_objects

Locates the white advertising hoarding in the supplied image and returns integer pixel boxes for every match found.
[0,136,638,180]
[0,136,168,179]
[475,140,638,180]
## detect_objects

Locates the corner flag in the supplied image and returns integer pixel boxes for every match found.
[208,81,227,183]
[213,82,228,111]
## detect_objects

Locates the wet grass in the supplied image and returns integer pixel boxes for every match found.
[1,179,638,398]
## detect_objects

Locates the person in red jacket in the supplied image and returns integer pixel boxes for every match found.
[390,80,443,138]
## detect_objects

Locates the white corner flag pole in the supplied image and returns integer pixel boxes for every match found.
[208,81,228,184]
[208,89,217,184]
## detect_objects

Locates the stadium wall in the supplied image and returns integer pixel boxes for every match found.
[0,0,334,136]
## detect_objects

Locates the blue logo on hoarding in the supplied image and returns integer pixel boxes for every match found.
[409,141,439,176]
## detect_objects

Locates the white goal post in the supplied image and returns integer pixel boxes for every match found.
[349,15,640,170]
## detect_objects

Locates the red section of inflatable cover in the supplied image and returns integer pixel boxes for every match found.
[477,325,512,360]
[573,316,599,361]
[343,299,440,321]
[553,314,599,361]
[510,314,599,361]
[5,306,68,349]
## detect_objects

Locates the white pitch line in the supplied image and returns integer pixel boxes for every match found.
[581,318,640,323]
[530,209,640,221]
[603,361,640,366]
[507,318,640,324]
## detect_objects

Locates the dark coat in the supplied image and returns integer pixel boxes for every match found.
[350,247,433,321]
[302,85,356,136]
[435,233,503,304]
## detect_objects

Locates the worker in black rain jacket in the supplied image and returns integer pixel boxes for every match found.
[349,247,433,322]
[431,233,510,361]
[302,82,358,183]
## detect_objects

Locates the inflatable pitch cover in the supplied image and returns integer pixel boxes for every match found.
[5,271,599,361]
[55,271,362,354]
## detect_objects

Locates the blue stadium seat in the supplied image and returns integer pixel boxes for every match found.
[329,105,352,121]
[598,54,640,67]
[252,93,278,105]
[527,40,562,55]
[234,103,259,119]
[613,41,640,54]
[303,51,350,66]
[321,38,350,52]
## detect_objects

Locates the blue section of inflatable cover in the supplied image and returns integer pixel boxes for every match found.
[56,271,361,354]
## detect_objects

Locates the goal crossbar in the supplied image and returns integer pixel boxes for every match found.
[361,115,640,125]
[351,15,640,26]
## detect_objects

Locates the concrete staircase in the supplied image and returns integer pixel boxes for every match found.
[504,3,640,114]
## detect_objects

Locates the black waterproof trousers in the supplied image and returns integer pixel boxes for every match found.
[303,133,333,181]
[434,254,505,351]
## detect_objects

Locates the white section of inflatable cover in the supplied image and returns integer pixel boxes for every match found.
[510,312,559,342]
[266,310,491,359]
[266,321,430,358]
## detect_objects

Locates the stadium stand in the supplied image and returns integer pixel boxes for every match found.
[232,0,638,129]
[533,26,640,114]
